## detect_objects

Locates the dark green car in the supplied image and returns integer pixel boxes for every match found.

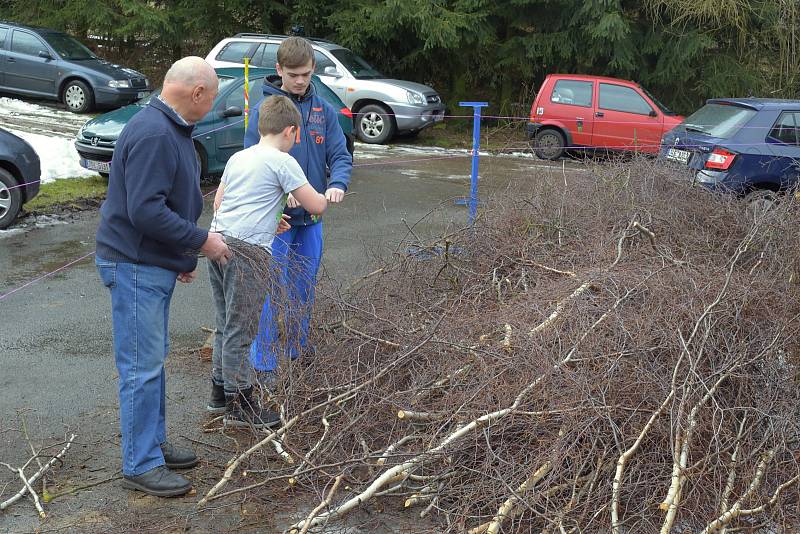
[74,67,354,177]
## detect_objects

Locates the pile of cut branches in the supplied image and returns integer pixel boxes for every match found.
[201,159,800,533]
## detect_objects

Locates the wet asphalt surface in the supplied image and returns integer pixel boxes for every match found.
[0,138,588,532]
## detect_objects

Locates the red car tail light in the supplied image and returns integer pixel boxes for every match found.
[340,107,353,118]
[704,148,736,170]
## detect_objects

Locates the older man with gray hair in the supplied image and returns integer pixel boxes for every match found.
[96,56,230,496]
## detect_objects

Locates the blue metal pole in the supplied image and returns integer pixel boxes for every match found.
[459,101,488,225]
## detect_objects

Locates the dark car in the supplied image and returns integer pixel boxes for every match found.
[0,127,40,229]
[0,22,150,113]
[75,67,354,178]
[661,98,800,203]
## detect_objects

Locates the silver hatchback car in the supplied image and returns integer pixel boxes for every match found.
[206,34,445,144]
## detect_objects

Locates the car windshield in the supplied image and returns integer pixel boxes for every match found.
[641,87,676,116]
[330,49,383,80]
[42,33,96,60]
[681,103,758,139]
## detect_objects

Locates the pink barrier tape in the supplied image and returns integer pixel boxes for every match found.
[353,154,470,167]
[5,179,41,192]
[0,251,96,302]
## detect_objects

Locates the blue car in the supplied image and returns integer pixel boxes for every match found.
[660,98,800,200]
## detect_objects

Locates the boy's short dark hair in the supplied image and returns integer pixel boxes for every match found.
[277,37,315,69]
[258,95,301,136]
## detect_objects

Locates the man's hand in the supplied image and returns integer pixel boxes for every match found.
[325,187,345,203]
[276,214,291,235]
[177,270,196,284]
[286,193,300,208]
[201,232,231,265]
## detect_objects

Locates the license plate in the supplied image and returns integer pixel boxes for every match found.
[667,148,691,164]
[137,91,149,99]
[433,114,444,122]
[80,158,110,173]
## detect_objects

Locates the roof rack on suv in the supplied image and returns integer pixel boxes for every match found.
[231,33,335,45]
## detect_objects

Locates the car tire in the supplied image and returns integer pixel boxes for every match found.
[745,189,778,219]
[0,168,23,230]
[63,80,94,113]
[534,129,566,160]
[356,104,396,144]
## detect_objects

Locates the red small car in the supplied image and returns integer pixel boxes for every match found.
[528,74,684,159]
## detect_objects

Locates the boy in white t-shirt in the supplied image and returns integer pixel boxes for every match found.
[207,95,327,429]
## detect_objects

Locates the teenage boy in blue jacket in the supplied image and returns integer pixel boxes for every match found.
[241,37,352,382]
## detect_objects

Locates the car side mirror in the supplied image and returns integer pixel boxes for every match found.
[222,106,242,118]
[323,66,343,78]
[649,110,658,118]
[38,50,52,60]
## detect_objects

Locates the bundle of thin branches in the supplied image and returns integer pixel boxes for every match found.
[201,157,800,534]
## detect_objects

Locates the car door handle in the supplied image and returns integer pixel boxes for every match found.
[7,57,15,63]
[595,111,604,118]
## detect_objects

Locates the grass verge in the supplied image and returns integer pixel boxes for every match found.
[24,175,107,214]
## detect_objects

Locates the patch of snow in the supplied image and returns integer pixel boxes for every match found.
[0,214,68,239]
[0,96,52,115]
[0,97,89,128]
[8,128,95,183]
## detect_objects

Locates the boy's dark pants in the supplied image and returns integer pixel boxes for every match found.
[208,239,271,392]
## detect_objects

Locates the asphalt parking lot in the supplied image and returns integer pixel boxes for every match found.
[0,140,590,531]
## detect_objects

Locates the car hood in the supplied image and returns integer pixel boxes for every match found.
[75,58,146,80]
[80,101,146,139]
[362,78,438,95]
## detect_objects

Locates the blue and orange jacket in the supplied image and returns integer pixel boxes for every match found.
[244,75,352,226]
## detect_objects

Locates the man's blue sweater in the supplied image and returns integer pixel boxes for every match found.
[96,98,208,273]
[244,76,352,226]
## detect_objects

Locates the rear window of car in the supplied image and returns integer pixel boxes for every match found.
[216,41,256,63]
[682,103,758,139]
[0,28,7,48]
[550,80,592,107]
[251,43,279,68]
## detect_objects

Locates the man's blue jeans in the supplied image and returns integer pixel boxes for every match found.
[250,222,322,372]
[96,256,176,476]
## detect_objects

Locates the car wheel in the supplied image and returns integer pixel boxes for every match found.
[745,189,778,219]
[534,129,566,160]
[0,168,23,230]
[63,80,94,113]
[356,104,396,144]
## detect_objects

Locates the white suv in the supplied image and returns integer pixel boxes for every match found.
[206,34,445,144]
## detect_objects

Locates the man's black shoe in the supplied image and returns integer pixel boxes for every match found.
[207,380,226,413]
[121,465,192,497]
[223,387,281,430]
[160,441,199,469]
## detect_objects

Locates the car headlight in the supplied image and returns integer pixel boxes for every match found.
[108,79,131,88]
[406,90,425,105]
